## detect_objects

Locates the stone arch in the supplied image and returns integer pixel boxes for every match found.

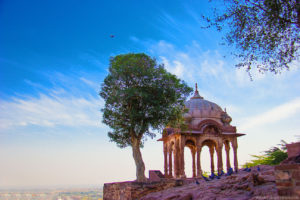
[223,139,231,147]
[199,137,218,149]
[185,139,196,148]
[184,139,197,177]
[202,124,221,135]
[198,119,222,132]
[200,139,218,174]
[185,137,196,147]
[201,139,217,148]
[169,140,175,151]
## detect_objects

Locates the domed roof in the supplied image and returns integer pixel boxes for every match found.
[184,84,224,119]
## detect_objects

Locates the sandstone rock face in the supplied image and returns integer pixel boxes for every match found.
[103,179,194,200]
[286,142,300,158]
[141,165,281,200]
[275,157,300,197]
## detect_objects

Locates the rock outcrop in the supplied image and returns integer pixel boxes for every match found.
[141,165,282,200]
[275,145,300,198]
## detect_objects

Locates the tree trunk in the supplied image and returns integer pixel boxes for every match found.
[131,136,147,182]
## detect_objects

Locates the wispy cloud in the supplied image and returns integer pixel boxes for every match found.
[0,92,103,130]
[0,71,104,131]
[158,12,181,31]
[146,39,238,87]
[240,97,300,130]
[80,77,101,92]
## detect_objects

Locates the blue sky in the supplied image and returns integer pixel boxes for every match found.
[0,0,299,189]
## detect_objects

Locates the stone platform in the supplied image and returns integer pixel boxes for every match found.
[103,178,194,200]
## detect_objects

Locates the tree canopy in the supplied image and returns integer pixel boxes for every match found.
[203,0,300,74]
[100,53,192,181]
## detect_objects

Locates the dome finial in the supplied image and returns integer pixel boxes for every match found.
[191,83,203,99]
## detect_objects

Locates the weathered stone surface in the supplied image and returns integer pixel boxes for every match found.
[275,164,300,170]
[275,170,291,180]
[275,147,300,199]
[141,165,281,200]
[149,170,165,182]
[286,142,300,158]
[103,179,194,200]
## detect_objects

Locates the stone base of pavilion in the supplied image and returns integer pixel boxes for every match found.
[103,170,196,200]
[103,177,194,200]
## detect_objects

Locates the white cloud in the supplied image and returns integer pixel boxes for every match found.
[79,77,101,93]
[149,40,235,87]
[0,90,103,130]
[155,12,184,39]
[160,56,184,78]
[240,97,300,130]
[0,69,106,131]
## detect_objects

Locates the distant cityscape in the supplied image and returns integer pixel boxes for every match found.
[0,188,103,200]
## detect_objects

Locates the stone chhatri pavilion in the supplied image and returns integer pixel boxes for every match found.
[159,84,245,178]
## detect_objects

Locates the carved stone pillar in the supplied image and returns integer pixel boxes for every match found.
[177,148,181,178]
[168,146,173,177]
[233,147,238,172]
[180,136,186,177]
[224,142,231,171]
[231,139,238,172]
[164,143,168,176]
[192,148,196,177]
[216,144,223,174]
[196,145,202,177]
[173,147,177,178]
[209,145,215,174]
[174,139,180,178]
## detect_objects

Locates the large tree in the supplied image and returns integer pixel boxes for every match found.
[203,0,299,74]
[100,53,192,181]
